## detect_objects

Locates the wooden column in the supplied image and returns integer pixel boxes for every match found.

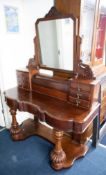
[50,130,66,170]
[10,109,21,140]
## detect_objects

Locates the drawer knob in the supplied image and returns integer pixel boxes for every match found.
[77,93,82,99]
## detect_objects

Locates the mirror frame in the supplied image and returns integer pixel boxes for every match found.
[34,6,78,75]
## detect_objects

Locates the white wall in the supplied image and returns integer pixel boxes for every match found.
[0,0,29,90]
[22,0,54,56]
[56,19,74,70]
[0,0,53,128]
[0,0,53,90]
[38,21,59,68]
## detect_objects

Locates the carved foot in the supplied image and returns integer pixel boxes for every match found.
[50,130,66,170]
[10,109,21,140]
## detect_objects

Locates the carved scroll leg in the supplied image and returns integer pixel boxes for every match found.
[50,130,66,170]
[10,109,21,140]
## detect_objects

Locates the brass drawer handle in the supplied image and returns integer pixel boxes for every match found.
[77,86,80,92]
[76,99,80,106]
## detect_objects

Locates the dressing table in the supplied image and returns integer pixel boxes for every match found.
[5,6,100,170]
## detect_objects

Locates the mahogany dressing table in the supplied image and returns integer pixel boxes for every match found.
[5,7,100,170]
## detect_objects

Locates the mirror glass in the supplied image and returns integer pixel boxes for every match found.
[38,18,74,71]
[80,0,97,64]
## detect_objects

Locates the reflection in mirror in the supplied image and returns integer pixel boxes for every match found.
[38,18,74,71]
[39,69,53,77]
[95,0,106,62]
[80,0,96,64]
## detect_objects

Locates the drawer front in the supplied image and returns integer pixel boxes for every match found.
[69,88,91,101]
[17,71,30,90]
[69,80,92,109]
[69,96,90,109]
[32,76,68,92]
[71,82,91,92]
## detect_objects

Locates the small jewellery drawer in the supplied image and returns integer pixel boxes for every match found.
[71,82,91,92]
[69,88,91,101]
[69,96,91,109]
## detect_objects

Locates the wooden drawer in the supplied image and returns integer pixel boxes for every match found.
[69,88,91,101]
[71,123,93,144]
[69,80,93,109]
[71,82,91,92]
[17,71,30,90]
[69,96,90,109]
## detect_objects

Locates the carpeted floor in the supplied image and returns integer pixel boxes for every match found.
[100,122,106,146]
[100,133,106,145]
[0,130,106,175]
[0,126,5,131]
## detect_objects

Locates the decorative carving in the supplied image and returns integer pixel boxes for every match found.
[10,109,21,138]
[27,58,36,69]
[45,6,63,18]
[50,130,66,170]
[75,60,95,80]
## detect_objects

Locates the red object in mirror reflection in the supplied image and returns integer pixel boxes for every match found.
[95,14,106,59]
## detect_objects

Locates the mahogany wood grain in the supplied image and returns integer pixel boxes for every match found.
[15,69,101,145]
[5,80,100,170]
[32,75,68,101]
[5,87,100,133]
[55,0,81,34]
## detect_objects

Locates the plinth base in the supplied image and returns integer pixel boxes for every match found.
[10,118,88,170]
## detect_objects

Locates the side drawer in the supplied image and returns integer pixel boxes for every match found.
[71,82,91,92]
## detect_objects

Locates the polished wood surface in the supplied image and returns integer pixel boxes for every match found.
[6,87,100,133]
[55,0,81,33]
[5,83,100,170]
[31,74,69,101]
[55,0,81,18]
[16,69,101,146]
